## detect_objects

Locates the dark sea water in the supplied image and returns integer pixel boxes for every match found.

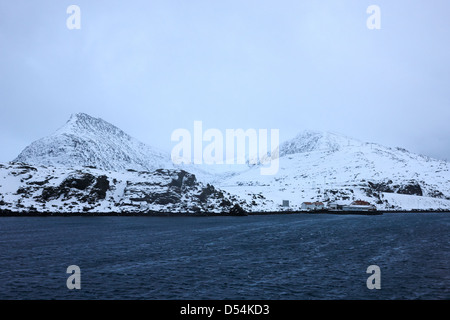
[0,213,448,300]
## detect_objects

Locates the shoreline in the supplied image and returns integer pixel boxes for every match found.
[0,209,449,217]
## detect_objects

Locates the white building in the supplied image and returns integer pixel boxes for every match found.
[328,200,351,210]
[301,202,324,211]
[342,200,377,211]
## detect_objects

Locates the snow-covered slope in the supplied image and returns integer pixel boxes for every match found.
[280,130,352,156]
[0,162,250,214]
[218,130,450,211]
[14,113,172,172]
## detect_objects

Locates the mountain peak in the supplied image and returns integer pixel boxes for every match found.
[68,112,97,123]
[14,113,171,172]
[67,112,100,125]
[280,130,360,156]
[57,113,124,137]
[70,112,92,119]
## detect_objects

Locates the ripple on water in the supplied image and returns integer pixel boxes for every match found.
[0,213,448,299]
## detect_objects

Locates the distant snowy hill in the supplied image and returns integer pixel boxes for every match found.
[218,130,450,211]
[14,113,172,172]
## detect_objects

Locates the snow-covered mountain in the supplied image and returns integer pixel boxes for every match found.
[6,113,450,213]
[218,130,450,211]
[14,113,171,172]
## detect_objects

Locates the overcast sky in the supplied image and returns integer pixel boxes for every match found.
[1,0,450,162]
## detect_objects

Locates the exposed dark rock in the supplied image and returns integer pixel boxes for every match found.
[16,187,31,195]
[368,180,422,196]
[220,198,232,207]
[91,175,109,199]
[429,189,445,199]
[27,179,50,186]
[368,181,394,193]
[229,204,247,216]
[41,186,62,201]
[16,165,38,171]
[198,184,216,203]
[64,173,96,190]
[167,170,197,191]
[397,183,422,196]
[40,173,110,202]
